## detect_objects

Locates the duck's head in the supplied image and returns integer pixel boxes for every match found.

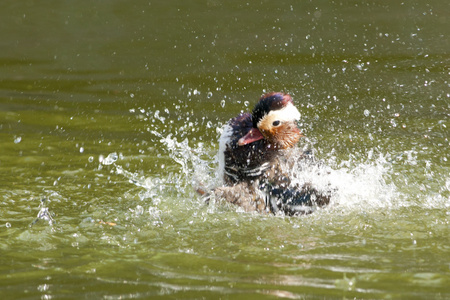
[238,92,303,149]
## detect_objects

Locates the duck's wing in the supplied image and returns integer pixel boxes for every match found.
[220,113,275,184]
[213,182,268,213]
[264,183,331,216]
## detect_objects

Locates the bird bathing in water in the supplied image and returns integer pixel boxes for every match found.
[202,92,331,216]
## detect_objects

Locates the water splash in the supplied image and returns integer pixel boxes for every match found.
[108,136,405,216]
[150,130,219,189]
[111,108,448,216]
[31,198,55,226]
[100,152,119,166]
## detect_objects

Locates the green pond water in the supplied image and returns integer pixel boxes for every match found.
[1,1,449,299]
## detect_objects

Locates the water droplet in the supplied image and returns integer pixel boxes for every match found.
[220,100,226,107]
[102,152,118,165]
[207,91,213,98]
[135,205,144,215]
[37,284,49,292]
[6,222,11,228]
[364,109,370,117]
[79,147,84,153]
[244,101,249,107]
[14,136,22,144]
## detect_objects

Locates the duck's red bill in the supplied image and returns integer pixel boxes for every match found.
[238,128,264,146]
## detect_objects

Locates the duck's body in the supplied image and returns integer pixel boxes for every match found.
[218,111,278,184]
[213,92,330,215]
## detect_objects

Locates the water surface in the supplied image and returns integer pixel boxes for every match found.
[1,1,449,299]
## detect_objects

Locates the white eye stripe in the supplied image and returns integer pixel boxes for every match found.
[257,103,300,127]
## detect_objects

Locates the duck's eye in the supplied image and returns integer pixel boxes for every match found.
[272,120,281,126]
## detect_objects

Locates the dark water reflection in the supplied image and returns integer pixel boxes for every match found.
[1,1,449,299]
